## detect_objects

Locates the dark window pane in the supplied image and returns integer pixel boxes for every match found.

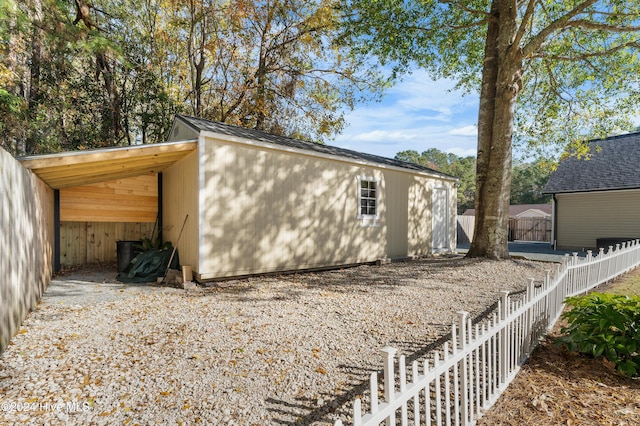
[361,181,368,189]
[368,199,376,207]
[361,206,367,214]
[370,182,376,190]
[368,207,376,215]
[369,190,376,198]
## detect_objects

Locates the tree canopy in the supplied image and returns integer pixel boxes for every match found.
[341,0,640,259]
[0,0,384,155]
[395,148,476,213]
[396,148,552,212]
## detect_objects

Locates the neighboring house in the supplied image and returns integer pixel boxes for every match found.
[458,204,552,244]
[543,131,640,250]
[461,204,551,218]
[18,115,458,281]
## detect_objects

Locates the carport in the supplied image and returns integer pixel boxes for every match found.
[18,141,197,271]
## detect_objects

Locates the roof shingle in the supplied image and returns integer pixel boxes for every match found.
[543,132,640,194]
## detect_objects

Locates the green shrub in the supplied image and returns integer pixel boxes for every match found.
[557,293,640,377]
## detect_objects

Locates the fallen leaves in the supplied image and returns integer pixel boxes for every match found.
[478,323,640,425]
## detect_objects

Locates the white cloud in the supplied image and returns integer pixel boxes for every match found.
[448,125,478,137]
[352,130,418,143]
[331,71,480,158]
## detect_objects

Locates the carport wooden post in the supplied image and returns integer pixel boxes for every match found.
[54,189,61,272]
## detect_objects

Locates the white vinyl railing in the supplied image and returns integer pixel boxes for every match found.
[335,240,640,426]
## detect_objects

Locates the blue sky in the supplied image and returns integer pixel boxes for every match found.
[332,69,480,160]
[332,69,640,163]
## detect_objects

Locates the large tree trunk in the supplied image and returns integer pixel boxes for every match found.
[25,0,44,155]
[74,0,124,145]
[467,0,522,260]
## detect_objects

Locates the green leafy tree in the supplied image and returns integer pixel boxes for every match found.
[341,0,640,259]
[510,159,553,205]
[396,148,476,213]
[1,0,385,155]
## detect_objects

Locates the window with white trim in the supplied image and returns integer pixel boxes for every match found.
[358,177,379,220]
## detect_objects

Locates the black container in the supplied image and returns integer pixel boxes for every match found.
[116,240,141,273]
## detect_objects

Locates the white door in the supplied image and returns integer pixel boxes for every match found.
[432,187,450,251]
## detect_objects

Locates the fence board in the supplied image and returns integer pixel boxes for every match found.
[457,216,475,244]
[458,216,552,244]
[61,221,155,265]
[509,217,551,242]
[336,240,640,426]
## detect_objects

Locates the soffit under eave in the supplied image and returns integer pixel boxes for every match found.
[18,141,197,189]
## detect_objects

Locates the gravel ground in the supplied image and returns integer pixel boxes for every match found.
[0,255,553,425]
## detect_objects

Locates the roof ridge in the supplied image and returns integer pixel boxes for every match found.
[175,115,458,181]
[544,131,640,194]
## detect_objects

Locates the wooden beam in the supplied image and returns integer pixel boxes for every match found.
[19,141,196,170]
[31,153,187,179]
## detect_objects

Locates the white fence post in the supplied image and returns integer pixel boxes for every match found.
[457,311,469,425]
[381,347,396,426]
[335,240,640,426]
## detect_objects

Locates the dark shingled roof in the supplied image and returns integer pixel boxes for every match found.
[543,132,640,194]
[176,114,456,181]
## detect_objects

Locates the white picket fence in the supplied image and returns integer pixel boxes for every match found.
[335,240,640,426]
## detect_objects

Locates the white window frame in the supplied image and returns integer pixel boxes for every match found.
[357,176,380,226]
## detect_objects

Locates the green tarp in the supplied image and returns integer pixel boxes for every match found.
[116,248,179,283]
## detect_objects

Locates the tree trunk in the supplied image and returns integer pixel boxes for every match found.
[25,0,44,155]
[467,0,522,260]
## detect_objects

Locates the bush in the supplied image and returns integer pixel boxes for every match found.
[557,293,640,377]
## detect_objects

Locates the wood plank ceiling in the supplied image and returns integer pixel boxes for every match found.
[18,141,197,189]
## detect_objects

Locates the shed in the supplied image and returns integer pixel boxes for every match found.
[461,204,551,219]
[543,131,640,250]
[20,115,458,281]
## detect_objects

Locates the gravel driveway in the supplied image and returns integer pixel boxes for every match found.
[1,256,553,425]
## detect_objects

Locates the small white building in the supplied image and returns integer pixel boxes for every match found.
[19,115,458,281]
[165,116,458,280]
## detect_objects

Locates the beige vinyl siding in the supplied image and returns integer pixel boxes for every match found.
[167,120,199,142]
[200,137,388,279]
[556,189,640,249]
[384,171,410,257]
[198,136,456,279]
[162,149,199,272]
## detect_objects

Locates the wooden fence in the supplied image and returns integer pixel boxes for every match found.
[1,147,54,353]
[509,217,551,242]
[334,240,640,426]
[457,216,551,244]
[456,216,475,245]
[60,221,155,265]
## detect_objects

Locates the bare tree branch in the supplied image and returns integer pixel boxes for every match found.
[565,19,640,32]
[522,0,598,58]
[438,0,495,21]
[530,39,640,60]
[513,0,537,49]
